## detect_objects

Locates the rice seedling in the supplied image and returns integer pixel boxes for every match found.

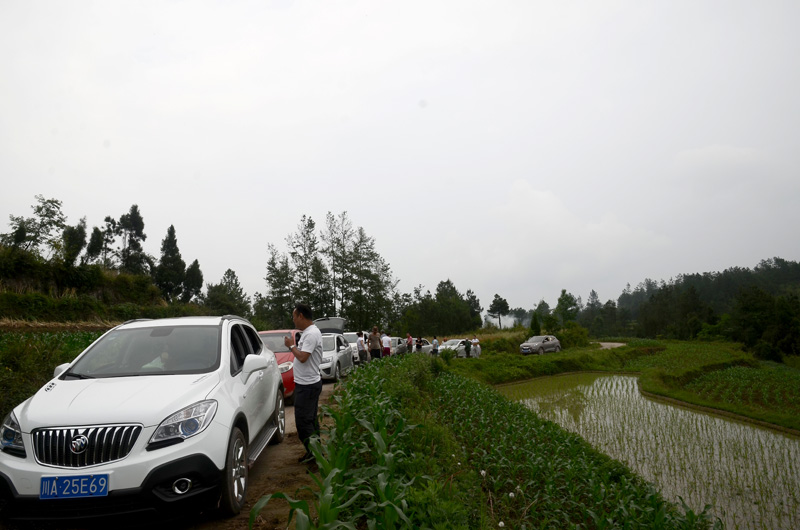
[501,374,800,530]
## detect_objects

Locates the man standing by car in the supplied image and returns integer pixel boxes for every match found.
[284,303,323,463]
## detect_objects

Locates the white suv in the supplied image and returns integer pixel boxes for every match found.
[0,315,285,522]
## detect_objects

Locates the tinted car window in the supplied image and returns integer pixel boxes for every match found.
[243,325,263,355]
[230,325,250,374]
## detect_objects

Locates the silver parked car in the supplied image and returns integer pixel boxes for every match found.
[314,317,354,380]
[320,333,354,381]
[343,331,365,365]
[520,335,561,355]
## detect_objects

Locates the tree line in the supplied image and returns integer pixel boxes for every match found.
[0,197,484,334]
[499,258,800,361]
[3,195,799,361]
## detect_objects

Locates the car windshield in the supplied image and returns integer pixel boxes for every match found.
[343,333,358,343]
[67,326,220,378]
[527,336,546,342]
[260,333,291,352]
[443,340,462,347]
[322,336,336,352]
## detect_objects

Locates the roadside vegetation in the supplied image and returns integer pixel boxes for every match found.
[0,330,102,421]
[251,354,719,529]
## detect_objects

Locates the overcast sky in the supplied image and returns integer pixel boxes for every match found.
[2,1,799,315]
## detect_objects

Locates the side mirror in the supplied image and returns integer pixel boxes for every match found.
[241,354,269,382]
[54,363,70,378]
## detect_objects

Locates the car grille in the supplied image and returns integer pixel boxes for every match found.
[32,425,142,468]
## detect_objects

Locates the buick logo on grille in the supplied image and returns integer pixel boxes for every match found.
[70,434,89,454]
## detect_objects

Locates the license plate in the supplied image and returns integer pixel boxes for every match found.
[40,474,109,499]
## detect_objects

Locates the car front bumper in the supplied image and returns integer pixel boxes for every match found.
[319,358,337,380]
[0,422,230,521]
[0,453,222,521]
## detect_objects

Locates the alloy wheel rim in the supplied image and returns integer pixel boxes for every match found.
[231,437,246,502]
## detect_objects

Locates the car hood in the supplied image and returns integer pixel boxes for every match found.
[521,342,541,347]
[17,372,221,431]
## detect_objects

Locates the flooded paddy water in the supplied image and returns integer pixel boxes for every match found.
[499,374,800,530]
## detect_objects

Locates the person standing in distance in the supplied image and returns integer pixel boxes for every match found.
[368,326,382,361]
[356,331,368,365]
[381,332,391,357]
[283,303,323,463]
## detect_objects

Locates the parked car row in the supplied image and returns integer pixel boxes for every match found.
[5,312,561,524]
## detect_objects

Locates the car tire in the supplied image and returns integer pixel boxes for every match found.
[333,362,340,382]
[555,346,561,352]
[538,347,544,355]
[270,389,286,445]
[219,427,247,516]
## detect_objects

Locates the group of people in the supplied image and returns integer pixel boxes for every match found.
[281,304,482,466]
[355,327,416,361]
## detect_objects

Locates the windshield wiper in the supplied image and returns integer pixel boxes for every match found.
[63,372,95,380]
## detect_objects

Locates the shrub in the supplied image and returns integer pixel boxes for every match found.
[559,321,590,348]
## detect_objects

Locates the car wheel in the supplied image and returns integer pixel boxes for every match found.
[538,347,544,355]
[219,427,247,516]
[270,389,285,445]
[555,346,561,352]
[333,362,340,382]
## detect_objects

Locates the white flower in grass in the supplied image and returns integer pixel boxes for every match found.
[480,470,486,477]
[509,492,515,499]
[498,522,505,528]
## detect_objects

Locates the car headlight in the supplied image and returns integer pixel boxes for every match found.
[323,351,334,361]
[1,411,25,457]
[150,400,217,445]
[278,361,293,373]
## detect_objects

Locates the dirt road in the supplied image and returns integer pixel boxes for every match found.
[189,382,336,530]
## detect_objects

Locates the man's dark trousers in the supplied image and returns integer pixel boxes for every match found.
[294,380,323,453]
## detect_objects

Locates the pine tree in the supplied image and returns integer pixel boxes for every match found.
[118,205,150,275]
[204,269,251,317]
[155,225,186,303]
[181,260,204,303]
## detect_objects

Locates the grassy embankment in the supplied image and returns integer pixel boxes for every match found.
[0,329,102,421]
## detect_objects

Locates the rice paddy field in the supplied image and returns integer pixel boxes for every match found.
[499,374,800,530]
